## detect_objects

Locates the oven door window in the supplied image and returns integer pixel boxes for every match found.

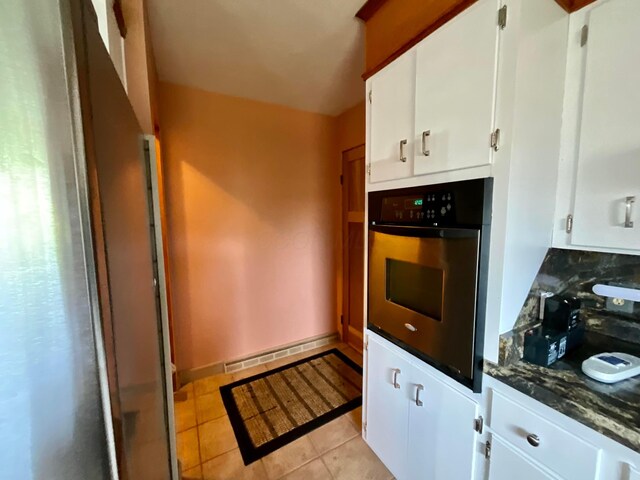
[386,259,444,321]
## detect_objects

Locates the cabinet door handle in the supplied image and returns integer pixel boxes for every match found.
[391,368,401,389]
[399,139,407,163]
[421,130,431,156]
[625,196,635,228]
[415,384,424,406]
[526,434,540,447]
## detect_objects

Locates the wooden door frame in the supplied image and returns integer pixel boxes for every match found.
[341,144,366,352]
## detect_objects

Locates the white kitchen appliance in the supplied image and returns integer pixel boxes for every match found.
[582,352,640,383]
[367,178,492,392]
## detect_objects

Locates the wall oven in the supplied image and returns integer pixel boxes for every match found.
[367,178,492,392]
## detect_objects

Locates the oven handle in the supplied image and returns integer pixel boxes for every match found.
[369,224,480,239]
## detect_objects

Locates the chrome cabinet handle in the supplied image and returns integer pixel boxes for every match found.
[625,196,635,228]
[415,384,424,406]
[491,128,501,151]
[421,130,431,156]
[526,434,540,447]
[391,368,401,389]
[399,139,407,162]
[404,323,417,332]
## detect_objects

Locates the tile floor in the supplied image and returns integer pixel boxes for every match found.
[175,342,393,480]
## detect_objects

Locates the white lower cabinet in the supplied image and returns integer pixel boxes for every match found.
[365,333,480,480]
[488,390,601,480]
[366,338,640,480]
[406,362,480,479]
[481,379,635,480]
[365,333,410,479]
[487,435,558,480]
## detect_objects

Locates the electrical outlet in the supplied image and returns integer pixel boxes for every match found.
[606,296,634,314]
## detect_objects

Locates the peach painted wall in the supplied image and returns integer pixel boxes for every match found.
[336,101,366,153]
[159,82,340,371]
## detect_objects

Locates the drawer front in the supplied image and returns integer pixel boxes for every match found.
[489,389,601,480]
[488,435,559,480]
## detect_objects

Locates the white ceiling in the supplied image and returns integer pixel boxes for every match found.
[147,0,365,116]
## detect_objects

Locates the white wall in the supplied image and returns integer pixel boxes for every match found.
[485,0,569,360]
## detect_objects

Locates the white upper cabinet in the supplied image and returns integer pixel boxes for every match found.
[369,50,416,183]
[566,0,640,251]
[413,0,500,176]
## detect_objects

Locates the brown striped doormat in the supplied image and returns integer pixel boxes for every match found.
[220,348,362,465]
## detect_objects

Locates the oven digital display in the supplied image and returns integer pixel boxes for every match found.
[380,192,454,223]
[381,196,424,222]
[404,197,424,210]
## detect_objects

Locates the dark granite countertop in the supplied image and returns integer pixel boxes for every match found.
[485,331,640,454]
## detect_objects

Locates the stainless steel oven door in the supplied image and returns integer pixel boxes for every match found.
[368,225,481,379]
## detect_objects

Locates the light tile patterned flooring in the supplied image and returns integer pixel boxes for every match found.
[175,342,393,480]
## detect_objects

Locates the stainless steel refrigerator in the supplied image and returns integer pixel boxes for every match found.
[0,0,176,478]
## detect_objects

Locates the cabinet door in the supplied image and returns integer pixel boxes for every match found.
[365,335,410,479]
[369,50,415,183]
[414,0,499,176]
[488,436,559,480]
[572,0,640,250]
[406,364,479,480]
[630,466,640,480]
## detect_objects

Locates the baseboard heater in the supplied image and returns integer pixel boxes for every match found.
[224,333,339,373]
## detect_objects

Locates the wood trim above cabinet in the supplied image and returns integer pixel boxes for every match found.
[554,0,574,11]
[356,0,595,80]
[554,0,596,13]
[358,0,477,80]
[355,0,387,21]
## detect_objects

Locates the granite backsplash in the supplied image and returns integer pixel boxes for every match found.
[499,248,640,365]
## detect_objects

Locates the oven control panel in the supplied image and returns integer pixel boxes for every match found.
[369,178,492,228]
[380,192,455,223]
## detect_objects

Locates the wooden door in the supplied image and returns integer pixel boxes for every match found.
[413,0,499,176]
[342,145,365,351]
[365,334,410,480]
[369,49,415,183]
[406,364,479,480]
[571,0,640,251]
